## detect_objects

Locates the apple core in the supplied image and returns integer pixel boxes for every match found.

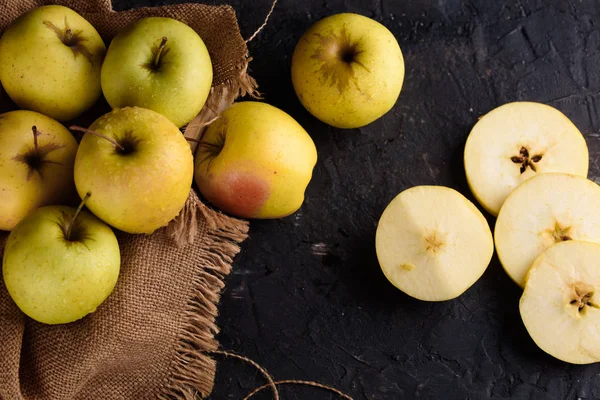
[570,283,599,314]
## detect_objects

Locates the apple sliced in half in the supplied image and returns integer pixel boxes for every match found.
[495,173,600,287]
[520,240,600,364]
[375,186,493,301]
[464,102,588,215]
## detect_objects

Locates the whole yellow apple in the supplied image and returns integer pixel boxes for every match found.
[3,204,120,324]
[101,17,212,128]
[291,13,405,129]
[0,5,106,121]
[0,110,78,231]
[195,102,317,219]
[74,107,194,234]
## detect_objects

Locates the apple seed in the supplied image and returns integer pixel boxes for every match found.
[569,284,600,313]
[548,221,572,243]
[511,146,543,174]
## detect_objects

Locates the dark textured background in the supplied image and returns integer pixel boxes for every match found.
[120,0,600,398]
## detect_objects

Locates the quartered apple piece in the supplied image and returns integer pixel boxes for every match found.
[375,186,493,301]
[495,173,600,287]
[520,240,600,364]
[464,102,588,216]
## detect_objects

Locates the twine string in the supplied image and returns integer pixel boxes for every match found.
[243,380,354,400]
[210,349,354,400]
[245,0,278,43]
[209,350,279,400]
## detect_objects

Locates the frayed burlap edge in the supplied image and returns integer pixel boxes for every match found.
[158,56,257,399]
[167,57,259,247]
[160,191,250,399]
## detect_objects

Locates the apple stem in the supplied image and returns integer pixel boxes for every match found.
[154,37,168,68]
[66,192,90,241]
[31,125,40,151]
[70,126,125,152]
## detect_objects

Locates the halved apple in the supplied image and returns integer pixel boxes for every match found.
[520,240,600,364]
[375,186,493,301]
[464,102,588,215]
[495,173,600,287]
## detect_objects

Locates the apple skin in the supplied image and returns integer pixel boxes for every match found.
[101,17,213,128]
[74,107,194,234]
[0,110,78,231]
[195,102,317,219]
[0,5,106,121]
[2,205,120,325]
[291,13,405,129]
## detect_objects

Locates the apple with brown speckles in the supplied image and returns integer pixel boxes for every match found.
[0,110,78,231]
[291,13,405,129]
[0,5,106,121]
[195,102,317,219]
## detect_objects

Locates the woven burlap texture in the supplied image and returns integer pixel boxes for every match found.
[0,1,253,399]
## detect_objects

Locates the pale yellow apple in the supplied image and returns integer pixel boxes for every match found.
[195,102,317,219]
[376,186,493,301]
[465,102,588,216]
[495,173,600,287]
[520,241,600,364]
[0,5,106,121]
[291,13,405,129]
[74,107,194,234]
[0,110,78,231]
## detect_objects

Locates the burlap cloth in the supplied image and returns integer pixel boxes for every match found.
[0,1,256,399]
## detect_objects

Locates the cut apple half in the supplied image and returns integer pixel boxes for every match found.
[520,240,600,364]
[375,186,493,301]
[464,102,588,215]
[495,173,600,287]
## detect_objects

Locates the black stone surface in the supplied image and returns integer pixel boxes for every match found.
[121,1,600,398]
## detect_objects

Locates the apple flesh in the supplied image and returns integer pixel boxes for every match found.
[0,5,106,121]
[2,204,120,324]
[520,240,600,364]
[0,110,78,231]
[464,102,588,215]
[74,107,194,234]
[495,173,600,287]
[101,17,213,128]
[375,186,494,301]
[195,102,317,219]
[291,13,405,129]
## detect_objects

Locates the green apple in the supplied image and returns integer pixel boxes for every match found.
[195,102,317,219]
[2,202,120,324]
[291,13,405,129]
[73,107,194,234]
[0,5,106,121]
[0,110,78,231]
[101,17,213,128]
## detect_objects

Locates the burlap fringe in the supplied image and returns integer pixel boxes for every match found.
[158,206,249,400]
[166,58,260,247]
